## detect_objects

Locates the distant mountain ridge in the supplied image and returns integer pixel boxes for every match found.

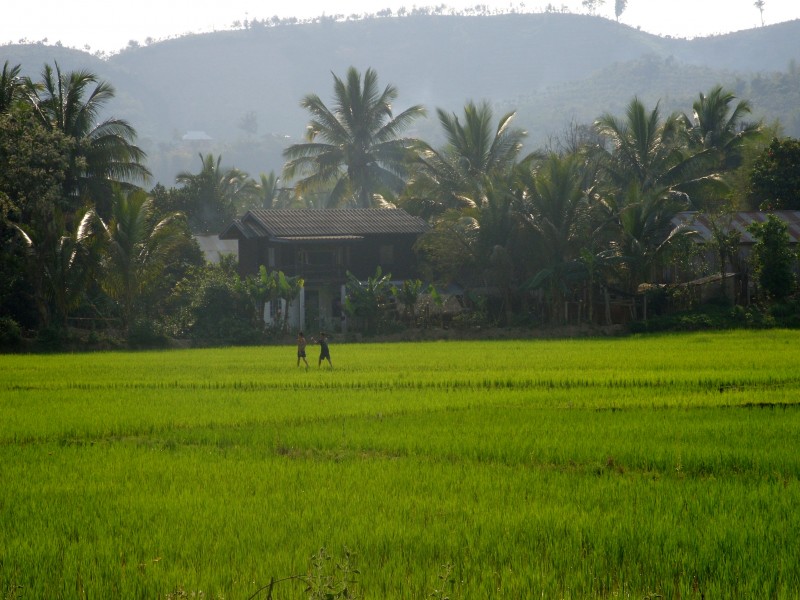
[2,13,799,184]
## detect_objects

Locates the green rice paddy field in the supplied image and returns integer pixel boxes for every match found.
[1,330,799,599]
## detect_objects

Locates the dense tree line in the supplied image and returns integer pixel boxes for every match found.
[1,61,798,349]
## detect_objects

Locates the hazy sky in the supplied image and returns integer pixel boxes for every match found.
[2,0,799,53]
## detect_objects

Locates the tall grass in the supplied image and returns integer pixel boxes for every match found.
[1,330,799,598]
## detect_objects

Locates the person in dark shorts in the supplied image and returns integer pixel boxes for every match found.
[312,332,332,368]
[296,331,309,368]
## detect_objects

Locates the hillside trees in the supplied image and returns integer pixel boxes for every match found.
[581,0,605,15]
[754,0,765,27]
[283,67,426,208]
[614,0,628,20]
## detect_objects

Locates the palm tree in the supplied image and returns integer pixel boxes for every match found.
[436,101,526,180]
[754,0,765,26]
[595,98,716,200]
[24,63,151,213]
[254,171,302,210]
[256,171,280,209]
[176,153,256,233]
[615,0,628,21]
[516,153,591,323]
[607,185,697,297]
[407,101,527,216]
[100,187,185,331]
[594,96,723,209]
[282,67,425,208]
[11,206,104,328]
[0,61,24,114]
[682,85,763,171]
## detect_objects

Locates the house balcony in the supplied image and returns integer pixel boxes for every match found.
[278,263,348,284]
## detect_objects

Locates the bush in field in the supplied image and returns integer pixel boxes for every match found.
[127,317,169,349]
[768,298,800,328]
[33,324,69,352]
[0,315,22,350]
[190,279,259,345]
[170,256,259,345]
[246,547,361,600]
[747,214,797,300]
[345,267,394,334]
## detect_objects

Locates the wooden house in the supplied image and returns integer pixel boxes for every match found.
[219,208,430,331]
[665,210,800,304]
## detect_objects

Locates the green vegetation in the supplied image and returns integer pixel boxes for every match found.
[2,331,799,598]
[2,45,799,348]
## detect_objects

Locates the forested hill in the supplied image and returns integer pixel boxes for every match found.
[3,12,799,184]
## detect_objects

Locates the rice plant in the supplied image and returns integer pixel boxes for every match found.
[1,330,799,598]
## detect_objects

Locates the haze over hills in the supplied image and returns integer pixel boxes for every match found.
[3,12,800,185]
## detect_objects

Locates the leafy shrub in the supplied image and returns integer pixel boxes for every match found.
[0,316,22,349]
[34,326,68,352]
[627,298,800,333]
[169,258,261,345]
[769,298,800,328]
[189,281,257,344]
[630,304,740,333]
[127,318,169,349]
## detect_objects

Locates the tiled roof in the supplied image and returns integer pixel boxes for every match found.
[220,209,429,240]
[672,211,800,244]
[275,235,364,242]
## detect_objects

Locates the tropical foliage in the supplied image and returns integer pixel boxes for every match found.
[344,266,394,333]
[100,188,187,331]
[3,58,796,347]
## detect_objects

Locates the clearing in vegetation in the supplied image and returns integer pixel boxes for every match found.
[1,330,799,598]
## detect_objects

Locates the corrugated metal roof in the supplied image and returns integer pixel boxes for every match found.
[222,208,429,240]
[673,211,800,244]
[219,217,269,240]
[275,235,364,242]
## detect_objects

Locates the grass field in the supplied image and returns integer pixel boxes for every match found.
[1,330,799,599]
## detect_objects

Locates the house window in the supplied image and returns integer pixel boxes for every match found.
[268,247,275,268]
[379,244,394,265]
[302,250,336,266]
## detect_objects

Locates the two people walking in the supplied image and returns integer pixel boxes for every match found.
[297,331,332,368]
